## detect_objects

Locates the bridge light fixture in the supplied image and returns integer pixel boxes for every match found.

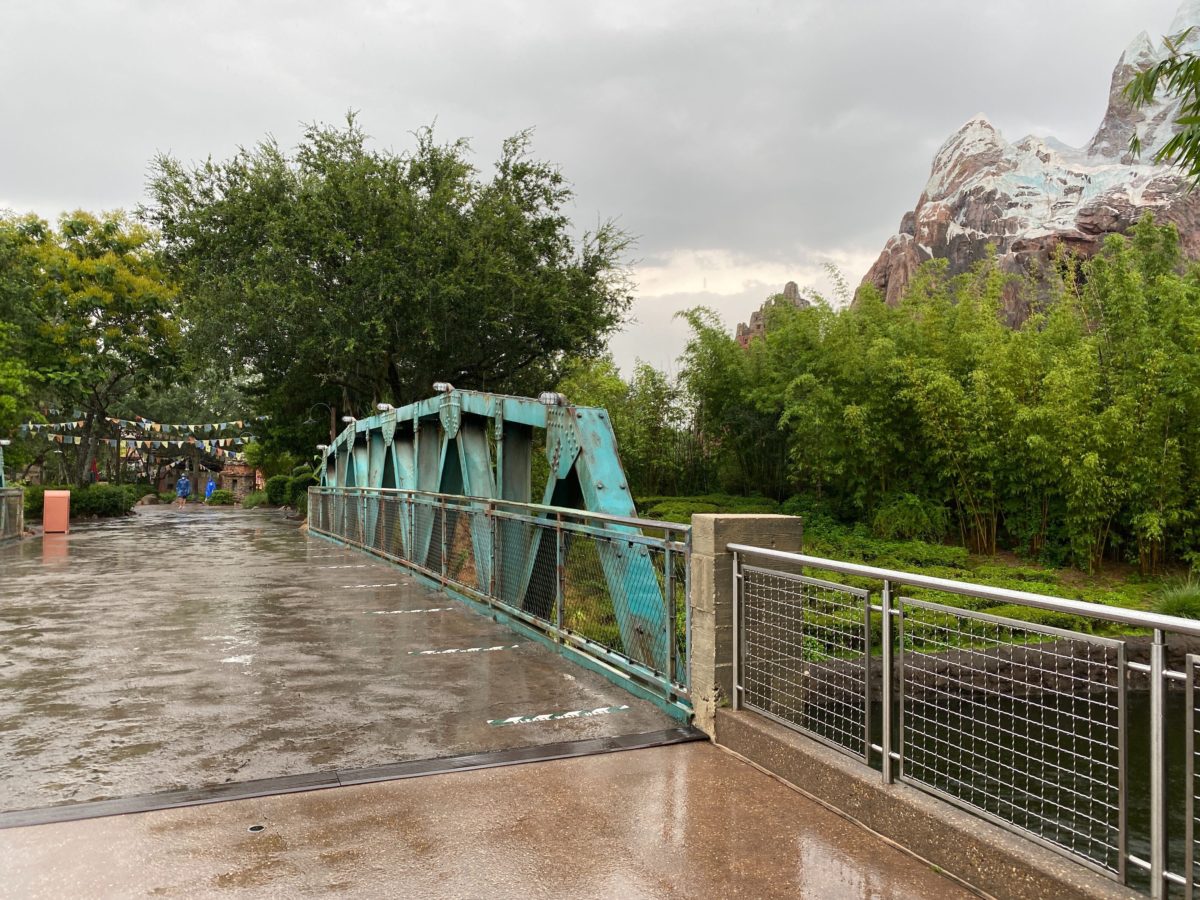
[432,382,454,394]
[538,392,568,407]
[0,439,9,446]
[341,415,355,424]
[376,403,394,411]
[316,444,328,452]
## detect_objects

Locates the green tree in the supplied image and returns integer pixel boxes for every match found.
[0,211,181,485]
[146,116,633,457]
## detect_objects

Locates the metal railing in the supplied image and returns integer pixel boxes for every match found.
[0,487,22,541]
[729,544,1200,898]
[310,487,690,705]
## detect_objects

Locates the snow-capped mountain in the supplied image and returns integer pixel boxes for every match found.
[860,0,1200,315]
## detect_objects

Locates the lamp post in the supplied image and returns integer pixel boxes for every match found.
[306,403,337,444]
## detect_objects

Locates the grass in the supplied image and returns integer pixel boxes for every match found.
[1153,579,1200,620]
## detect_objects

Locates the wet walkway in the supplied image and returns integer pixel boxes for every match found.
[0,506,674,812]
[0,741,970,900]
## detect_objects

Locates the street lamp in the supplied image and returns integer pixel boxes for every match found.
[306,402,337,444]
[376,403,394,412]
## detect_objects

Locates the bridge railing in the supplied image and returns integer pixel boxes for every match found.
[0,487,23,542]
[309,486,690,705]
[728,543,1200,899]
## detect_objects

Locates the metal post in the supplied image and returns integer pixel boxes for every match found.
[665,544,676,693]
[732,549,740,711]
[554,514,565,633]
[439,497,448,579]
[1150,629,1167,900]
[881,579,895,784]
[488,503,498,601]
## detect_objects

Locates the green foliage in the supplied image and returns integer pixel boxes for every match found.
[673,219,1200,573]
[241,490,268,509]
[0,211,182,485]
[157,491,176,504]
[286,473,318,505]
[147,116,632,463]
[71,484,136,518]
[206,488,235,506]
[264,474,291,506]
[872,493,949,542]
[1153,579,1200,619]
[242,442,303,479]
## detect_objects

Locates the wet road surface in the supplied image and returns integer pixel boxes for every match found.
[0,741,971,899]
[0,506,674,811]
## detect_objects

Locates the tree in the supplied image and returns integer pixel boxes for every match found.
[1126,27,1200,181]
[146,115,633,455]
[0,211,182,484]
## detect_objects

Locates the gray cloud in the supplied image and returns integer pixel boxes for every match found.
[0,0,1183,370]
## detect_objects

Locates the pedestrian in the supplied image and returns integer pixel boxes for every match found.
[175,473,191,508]
[205,477,216,502]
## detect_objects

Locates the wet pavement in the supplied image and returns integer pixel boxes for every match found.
[0,506,674,812]
[0,741,971,899]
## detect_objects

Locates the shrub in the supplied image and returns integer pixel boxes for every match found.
[157,491,176,503]
[872,493,949,542]
[72,484,135,518]
[287,473,318,505]
[22,483,64,518]
[1153,580,1200,620]
[206,489,235,506]
[241,490,268,509]
[295,490,309,519]
[265,474,290,505]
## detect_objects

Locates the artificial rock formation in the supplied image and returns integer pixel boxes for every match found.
[860,0,1200,315]
[735,281,810,348]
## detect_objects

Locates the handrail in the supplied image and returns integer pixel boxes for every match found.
[312,485,689,535]
[727,543,1200,639]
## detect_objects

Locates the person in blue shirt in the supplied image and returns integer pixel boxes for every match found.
[175,474,190,508]
[205,477,216,502]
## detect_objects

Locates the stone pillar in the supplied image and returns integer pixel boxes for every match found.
[689,514,804,736]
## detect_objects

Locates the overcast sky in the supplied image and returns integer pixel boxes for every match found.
[0,0,1185,374]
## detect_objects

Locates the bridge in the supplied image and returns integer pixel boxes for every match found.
[1,388,1197,899]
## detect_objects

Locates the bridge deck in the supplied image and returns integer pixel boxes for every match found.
[0,506,674,815]
[0,741,972,899]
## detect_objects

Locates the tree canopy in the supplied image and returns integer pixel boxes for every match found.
[146,116,633,442]
[0,211,181,483]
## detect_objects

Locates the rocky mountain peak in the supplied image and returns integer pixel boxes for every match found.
[860,1,1200,313]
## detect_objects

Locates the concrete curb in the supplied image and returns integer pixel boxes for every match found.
[715,708,1139,900]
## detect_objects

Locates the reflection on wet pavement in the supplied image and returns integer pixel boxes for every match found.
[0,506,674,811]
[0,742,970,899]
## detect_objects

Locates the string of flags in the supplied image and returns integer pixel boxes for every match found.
[40,435,247,460]
[18,414,267,436]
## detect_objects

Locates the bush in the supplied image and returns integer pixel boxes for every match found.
[265,474,290,505]
[242,490,268,509]
[158,491,176,503]
[287,473,318,505]
[295,490,309,519]
[72,484,135,518]
[21,483,64,518]
[1154,580,1200,620]
[206,489,235,506]
[872,493,949,542]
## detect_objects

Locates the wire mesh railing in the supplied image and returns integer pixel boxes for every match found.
[729,544,1200,897]
[0,487,23,542]
[309,487,690,704]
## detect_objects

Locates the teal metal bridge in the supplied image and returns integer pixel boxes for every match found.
[312,387,690,715]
